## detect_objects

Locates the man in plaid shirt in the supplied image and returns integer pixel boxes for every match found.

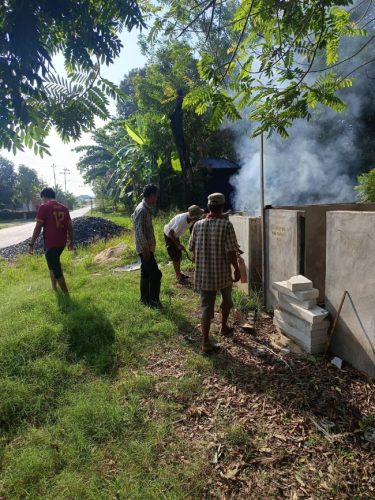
[189,193,240,354]
[132,184,162,307]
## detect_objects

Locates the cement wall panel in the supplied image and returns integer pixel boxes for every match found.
[265,209,304,308]
[325,211,375,378]
[229,215,262,292]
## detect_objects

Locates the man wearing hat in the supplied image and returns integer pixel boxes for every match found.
[189,193,241,354]
[164,205,205,282]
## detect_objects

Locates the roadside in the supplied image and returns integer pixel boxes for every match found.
[0,220,31,230]
[0,205,91,248]
[0,211,373,498]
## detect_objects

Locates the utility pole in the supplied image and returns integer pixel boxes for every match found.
[51,163,57,189]
[260,133,266,307]
[59,168,70,193]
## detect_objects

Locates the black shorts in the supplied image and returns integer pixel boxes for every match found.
[45,247,65,279]
[164,234,182,262]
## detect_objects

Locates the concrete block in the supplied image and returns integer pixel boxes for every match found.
[274,316,328,344]
[277,292,316,310]
[274,308,329,335]
[278,295,329,324]
[273,317,327,354]
[273,281,319,301]
[287,275,313,291]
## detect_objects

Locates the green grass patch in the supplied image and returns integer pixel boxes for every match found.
[0,211,210,498]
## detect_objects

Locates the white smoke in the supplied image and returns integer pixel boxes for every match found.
[229,1,374,214]
[230,109,359,214]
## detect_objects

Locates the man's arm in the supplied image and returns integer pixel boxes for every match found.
[188,226,195,262]
[29,221,43,254]
[67,220,74,250]
[134,208,151,260]
[168,229,184,250]
[225,222,241,282]
[228,251,241,282]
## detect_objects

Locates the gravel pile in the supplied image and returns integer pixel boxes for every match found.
[0,216,128,259]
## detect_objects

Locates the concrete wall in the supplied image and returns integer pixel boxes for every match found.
[229,215,262,292]
[272,203,375,302]
[325,211,375,378]
[265,210,305,308]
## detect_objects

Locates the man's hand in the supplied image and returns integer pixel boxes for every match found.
[233,268,241,282]
[178,244,185,251]
[67,242,74,251]
[28,243,34,255]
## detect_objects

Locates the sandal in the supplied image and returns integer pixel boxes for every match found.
[201,342,221,355]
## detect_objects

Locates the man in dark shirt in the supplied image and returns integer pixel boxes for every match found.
[29,187,74,294]
[132,184,162,307]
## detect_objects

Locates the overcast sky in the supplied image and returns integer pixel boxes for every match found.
[1,29,146,195]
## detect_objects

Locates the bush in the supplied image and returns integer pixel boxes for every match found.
[355,168,375,202]
[0,209,36,221]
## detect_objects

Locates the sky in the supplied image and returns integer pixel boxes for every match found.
[2,30,147,196]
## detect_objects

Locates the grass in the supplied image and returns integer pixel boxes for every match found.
[0,211,207,498]
[2,210,371,498]
[0,219,31,229]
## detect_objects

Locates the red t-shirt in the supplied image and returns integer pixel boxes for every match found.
[36,201,71,249]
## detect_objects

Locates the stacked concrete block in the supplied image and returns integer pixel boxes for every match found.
[272,275,330,354]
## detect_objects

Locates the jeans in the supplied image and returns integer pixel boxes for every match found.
[140,253,162,305]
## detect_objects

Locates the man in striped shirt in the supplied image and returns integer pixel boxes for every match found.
[132,184,162,308]
[189,193,241,354]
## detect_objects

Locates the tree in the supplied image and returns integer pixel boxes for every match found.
[54,185,77,210]
[119,40,238,196]
[153,0,375,137]
[117,68,146,119]
[15,165,41,210]
[0,156,17,208]
[0,0,145,155]
[76,120,159,207]
[355,168,375,202]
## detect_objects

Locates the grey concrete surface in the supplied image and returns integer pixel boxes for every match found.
[0,206,91,249]
[229,215,262,292]
[265,209,304,308]
[273,203,375,301]
[325,211,375,378]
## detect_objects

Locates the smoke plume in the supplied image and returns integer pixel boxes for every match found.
[230,1,374,214]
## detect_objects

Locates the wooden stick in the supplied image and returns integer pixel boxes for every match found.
[325,290,348,355]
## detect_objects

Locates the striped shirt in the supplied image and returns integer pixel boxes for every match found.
[189,217,239,291]
[132,200,156,254]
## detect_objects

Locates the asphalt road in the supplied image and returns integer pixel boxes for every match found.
[0,206,91,249]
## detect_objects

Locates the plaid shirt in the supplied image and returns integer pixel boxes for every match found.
[132,199,156,254]
[189,218,239,291]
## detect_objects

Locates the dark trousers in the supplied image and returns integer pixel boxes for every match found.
[140,253,162,305]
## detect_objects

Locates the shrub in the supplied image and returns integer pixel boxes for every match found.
[355,168,375,202]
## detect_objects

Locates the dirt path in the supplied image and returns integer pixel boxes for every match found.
[145,283,375,498]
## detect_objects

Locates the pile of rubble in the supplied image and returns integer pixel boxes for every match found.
[0,216,128,259]
[273,275,330,354]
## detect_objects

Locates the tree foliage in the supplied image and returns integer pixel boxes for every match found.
[0,0,145,155]
[77,39,238,207]
[0,156,17,208]
[152,0,374,137]
[15,165,41,210]
[355,167,375,202]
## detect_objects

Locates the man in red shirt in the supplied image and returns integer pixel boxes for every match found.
[29,187,74,294]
